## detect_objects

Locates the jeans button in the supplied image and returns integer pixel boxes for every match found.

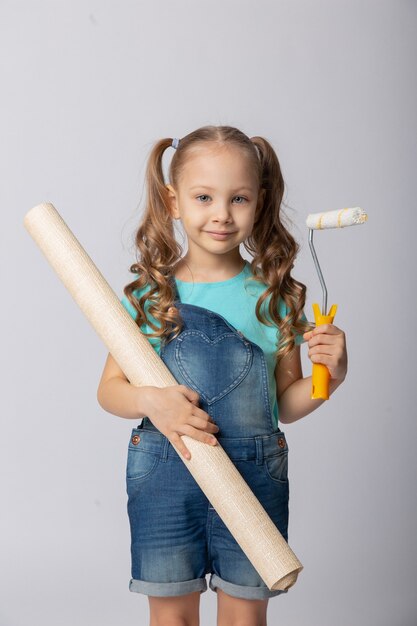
[131,435,141,445]
[277,437,285,449]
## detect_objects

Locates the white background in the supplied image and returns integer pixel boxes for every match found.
[1,1,416,624]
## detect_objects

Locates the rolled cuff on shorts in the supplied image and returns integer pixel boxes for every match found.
[209,573,288,600]
[129,576,208,597]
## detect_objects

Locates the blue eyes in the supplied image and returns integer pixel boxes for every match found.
[196,195,247,204]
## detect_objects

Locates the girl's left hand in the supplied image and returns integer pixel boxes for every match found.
[303,324,348,382]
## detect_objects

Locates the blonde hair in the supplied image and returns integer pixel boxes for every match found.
[123,125,314,364]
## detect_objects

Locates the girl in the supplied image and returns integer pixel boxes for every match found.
[97,125,348,626]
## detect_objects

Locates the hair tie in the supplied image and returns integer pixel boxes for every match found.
[171,137,180,149]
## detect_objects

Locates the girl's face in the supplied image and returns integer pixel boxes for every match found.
[166,144,264,262]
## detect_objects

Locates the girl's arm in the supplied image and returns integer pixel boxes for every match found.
[97,352,220,458]
[97,352,154,419]
[276,324,347,424]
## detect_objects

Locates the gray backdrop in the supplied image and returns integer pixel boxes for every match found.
[1,1,416,625]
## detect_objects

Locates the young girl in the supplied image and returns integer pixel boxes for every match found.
[97,125,348,626]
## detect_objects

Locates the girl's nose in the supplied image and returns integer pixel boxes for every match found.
[212,203,232,220]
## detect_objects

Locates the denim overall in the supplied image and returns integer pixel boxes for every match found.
[126,279,290,600]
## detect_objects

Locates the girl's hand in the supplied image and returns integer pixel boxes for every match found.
[139,385,220,460]
[303,324,348,382]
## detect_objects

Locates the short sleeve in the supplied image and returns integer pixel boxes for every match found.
[121,293,138,320]
[120,277,148,321]
[119,283,162,355]
[280,300,308,345]
[293,310,308,345]
[120,274,151,321]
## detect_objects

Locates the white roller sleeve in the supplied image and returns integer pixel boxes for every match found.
[23,202,303,592]
[306,207,368,229]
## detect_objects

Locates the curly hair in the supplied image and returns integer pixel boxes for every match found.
[123,125,314,365]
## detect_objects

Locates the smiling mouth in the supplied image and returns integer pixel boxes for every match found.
[206,231,236,235]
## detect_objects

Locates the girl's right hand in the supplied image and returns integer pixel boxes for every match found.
[139,385,220,460]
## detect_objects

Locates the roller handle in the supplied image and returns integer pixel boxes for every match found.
[311,303,338,400]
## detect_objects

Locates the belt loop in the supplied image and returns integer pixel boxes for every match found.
[160,436,169,462]
[255,437,263,465]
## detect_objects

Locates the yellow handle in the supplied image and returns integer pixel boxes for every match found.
[311,303,338,400]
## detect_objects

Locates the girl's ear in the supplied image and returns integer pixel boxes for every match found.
[165,184,180,219]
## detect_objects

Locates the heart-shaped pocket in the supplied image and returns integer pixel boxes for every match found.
[174,330,252,403]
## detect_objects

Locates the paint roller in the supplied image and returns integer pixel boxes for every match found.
[23,202,303,592]
[306,207,368,400]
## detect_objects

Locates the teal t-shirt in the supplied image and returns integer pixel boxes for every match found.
[120,260,307,427]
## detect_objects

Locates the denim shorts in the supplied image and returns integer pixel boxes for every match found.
[126,421,289,600]
[125,280,290,600]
